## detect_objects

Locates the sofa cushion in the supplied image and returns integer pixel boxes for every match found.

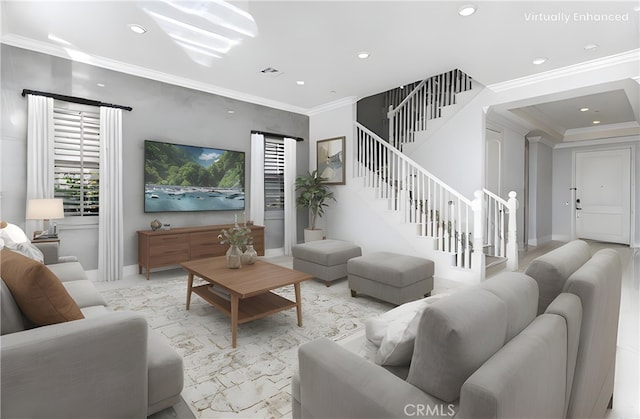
[407,288,508,402]
[0,248,84,326]
[480,272,539,342]
[63,280,107,308]
[1,278,25,334]
[524,240,590,314]
[47,261,89,283]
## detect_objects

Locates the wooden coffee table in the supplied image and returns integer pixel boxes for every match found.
[180,256,313,348]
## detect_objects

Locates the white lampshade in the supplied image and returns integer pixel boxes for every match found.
[26,198,64,220]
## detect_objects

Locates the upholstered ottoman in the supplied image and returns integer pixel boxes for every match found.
[292,240,362,286]
[348,252,434,305]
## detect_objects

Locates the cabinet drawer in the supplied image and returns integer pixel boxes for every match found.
[190,232,225,259]
[149,234,189,247]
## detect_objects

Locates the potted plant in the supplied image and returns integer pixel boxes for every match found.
[295,170,336,242]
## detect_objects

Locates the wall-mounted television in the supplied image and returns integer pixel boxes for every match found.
[144,140,245,213]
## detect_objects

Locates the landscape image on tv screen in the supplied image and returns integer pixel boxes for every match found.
[144,140,245,212]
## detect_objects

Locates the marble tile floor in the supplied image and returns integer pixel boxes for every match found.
[95,243,639,418]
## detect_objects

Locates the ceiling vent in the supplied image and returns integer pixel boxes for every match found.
[260,67,283,78]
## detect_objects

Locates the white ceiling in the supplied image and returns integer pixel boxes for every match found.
[1,1,639,136]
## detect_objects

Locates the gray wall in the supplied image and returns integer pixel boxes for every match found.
[1,45,309,270]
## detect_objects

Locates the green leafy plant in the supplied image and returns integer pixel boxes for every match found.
[295,170,336,230]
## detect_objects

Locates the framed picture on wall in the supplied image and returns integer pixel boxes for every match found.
[317,136,345,185]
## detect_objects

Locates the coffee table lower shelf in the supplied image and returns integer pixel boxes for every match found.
[192,285,297,324]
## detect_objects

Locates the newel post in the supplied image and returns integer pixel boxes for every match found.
[506,191,519,271]
[471,190,486,281]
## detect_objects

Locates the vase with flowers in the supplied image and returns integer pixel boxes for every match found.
[218,218,252,269]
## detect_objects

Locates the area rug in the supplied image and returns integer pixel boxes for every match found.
[99,272,392,418]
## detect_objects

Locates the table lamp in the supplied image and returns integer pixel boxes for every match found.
[26,198,64,237]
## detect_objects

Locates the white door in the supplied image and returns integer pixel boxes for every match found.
[575,148,631,244]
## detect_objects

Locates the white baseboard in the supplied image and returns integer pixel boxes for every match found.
[265,248,285,257]
[552,234,572,242]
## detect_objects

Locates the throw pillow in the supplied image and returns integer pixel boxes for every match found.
[0,222,30,243]
[0,225,44,263]
[365,297,432,347]
[0,248,84,326]
[365,293,449,366]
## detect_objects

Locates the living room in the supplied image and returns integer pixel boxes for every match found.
[1,1,639,418]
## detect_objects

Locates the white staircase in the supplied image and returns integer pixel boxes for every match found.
[352,70,518,281]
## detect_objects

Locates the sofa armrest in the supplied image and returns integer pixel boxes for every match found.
[298,337,455,418]
[1,311,149,419]
[32,241,60,265]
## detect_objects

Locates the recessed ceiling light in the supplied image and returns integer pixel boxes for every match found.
[227,110,235,114]
[584,43,599,51]
[580,107,589,112]
[592,120,601,124]
[97,83,105,87]
[532,57,547,65]
[296,81,305,85]
[357,52,370,59]
[128,24,147,34]
[458,5,477,16]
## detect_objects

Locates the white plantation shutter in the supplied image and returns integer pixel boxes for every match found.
[264,139,285,210]
[53,107,100,216]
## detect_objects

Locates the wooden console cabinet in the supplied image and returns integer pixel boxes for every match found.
[137,224,265,279]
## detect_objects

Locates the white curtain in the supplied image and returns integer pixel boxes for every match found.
[98,107,123,281]
[25,95,54,234]
[283,137,297,255]
[249,133,265,226]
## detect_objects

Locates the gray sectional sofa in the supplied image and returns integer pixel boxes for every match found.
[1,241,184,418]
[292,240,622,418]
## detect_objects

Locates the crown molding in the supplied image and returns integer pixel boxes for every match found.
[554,134,640,149]
[526,135,556,148]
[1,34,311,116]
[307,96,358,117]
[488,49,640,93]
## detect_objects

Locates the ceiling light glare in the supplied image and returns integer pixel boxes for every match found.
[584,43,599,51]
[128,24,147,34]
[358,52,370,59]
[97,83,105,87]
[634,5,640,11]
[296,81,305,85]
[532,57,547,65]
[580,107,589,112]
[592,120,601,124]
[227,110,235,114]
[48,34,72,45]
[458,5,477,16]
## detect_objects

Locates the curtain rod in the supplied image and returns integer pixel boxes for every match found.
[21,89,133,111]
[251,130,304,142]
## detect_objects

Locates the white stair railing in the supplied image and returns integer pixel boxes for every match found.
[387,69,473,149]
[355,122,480,270]
[482,188,519,271]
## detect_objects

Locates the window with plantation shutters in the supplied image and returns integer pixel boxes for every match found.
[53,106,100,216]
[264,139,284,211]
